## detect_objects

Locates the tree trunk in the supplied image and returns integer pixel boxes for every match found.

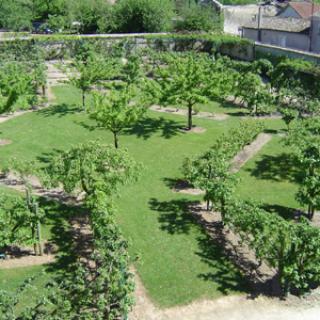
[220,198,226,223]
[82,91,86,110]
[187,103,193,130]
[206,196,210,211]
[35,203,43,256]
[32,225,38,256]
[113,131,119,149]
[308,204,315,220]
[42,85,46,97]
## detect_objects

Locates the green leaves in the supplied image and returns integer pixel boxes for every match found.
[0,193,39,249]
[289,118,320,219]
[183,122,263,213]
[43,140,140,202]
[91,85,147,148]
[226,199,320,295]
[154,52,209,129]
[0,61,39,114]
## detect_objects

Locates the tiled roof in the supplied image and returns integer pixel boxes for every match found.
[243,16,310,32]
[288,1,320,19]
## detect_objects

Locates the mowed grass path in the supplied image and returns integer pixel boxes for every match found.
[0,85,298,307]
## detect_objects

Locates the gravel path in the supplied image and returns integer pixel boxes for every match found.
[230,133,272,173]
[130,269,320,320]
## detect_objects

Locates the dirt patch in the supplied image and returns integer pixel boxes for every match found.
[171,180,205,196]
[177,188,205,195]
[230,133,272,173]
[150,105,229,121]
[0,254,55,269]
[180,126,207,134]
[0,139,12,146]
[0,111,32,124]
[242,114,282,120]
[0,171,78,205]
[130,263,320,320]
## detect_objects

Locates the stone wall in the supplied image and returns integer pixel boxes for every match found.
[255,42,320,64]
[32,35,255,61]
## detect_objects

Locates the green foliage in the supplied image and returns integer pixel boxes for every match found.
[0,0,33,31]
[0,61,38,113]
[204,56,240,101]
[183,122,263,213]
[112,0,174,33]
[236,72,275,116]
[43,140,139,201]
[67,0,113,34]
[226,199,320,295]
[176,4,221,32]
[70,50,120,109]
[184,150,236,213]
[0,192,44,252]
[214,121,265,160]
[279,108,298,131]
[271,58,320,100]
[91,86,147,148]
[154,52,209,129]
[289,118,320,219]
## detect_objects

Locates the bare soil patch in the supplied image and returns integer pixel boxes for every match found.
[171,180,205,196]
[150,105,229,121]
[0,172,77,205]
[0,111,33,124]
[179,126,207,134]
[0,139,12,146]
[0,254,55,269]
[130,264,320,320]
[230,133,272,173]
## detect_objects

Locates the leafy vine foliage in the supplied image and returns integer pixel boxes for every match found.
[0,142,140,319]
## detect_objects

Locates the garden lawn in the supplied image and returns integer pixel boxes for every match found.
[0,85,295,308]
[236,135,300,220]
[0,265,53,314]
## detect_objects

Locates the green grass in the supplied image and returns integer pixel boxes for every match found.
[0,84,298,308]
[0,265,54,314]
[236,135,300,220]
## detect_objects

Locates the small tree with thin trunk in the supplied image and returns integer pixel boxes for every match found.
[279,107,298,132]
[8,159,44,255]
[236,72,274,116]
[296,141,320,220]
[0,61,37,113]
[90,86,147,148]
[71,51,123,111]
[43,140,140,201]
[155,53,208,130]
[289,118,320,220]
[70,58,99,110]
[183,149,236,216]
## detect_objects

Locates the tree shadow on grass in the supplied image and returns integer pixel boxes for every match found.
[149,197,285,297]
[196,233,249,295]
[149,198,198,235]
[247,153,302,183]
[36,148,64,165]
[38,103,79,118]
[124,116,184,140]
[162,177,192,191]
[262,204,299,221]
[39,197,91,276]
[148,197,249,296]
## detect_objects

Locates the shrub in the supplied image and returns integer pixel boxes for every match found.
[176,4,221,32]
[112,0,174,33]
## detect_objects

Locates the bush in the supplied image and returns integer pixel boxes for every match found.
[176,4,221,32]
[112,0,174,33]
